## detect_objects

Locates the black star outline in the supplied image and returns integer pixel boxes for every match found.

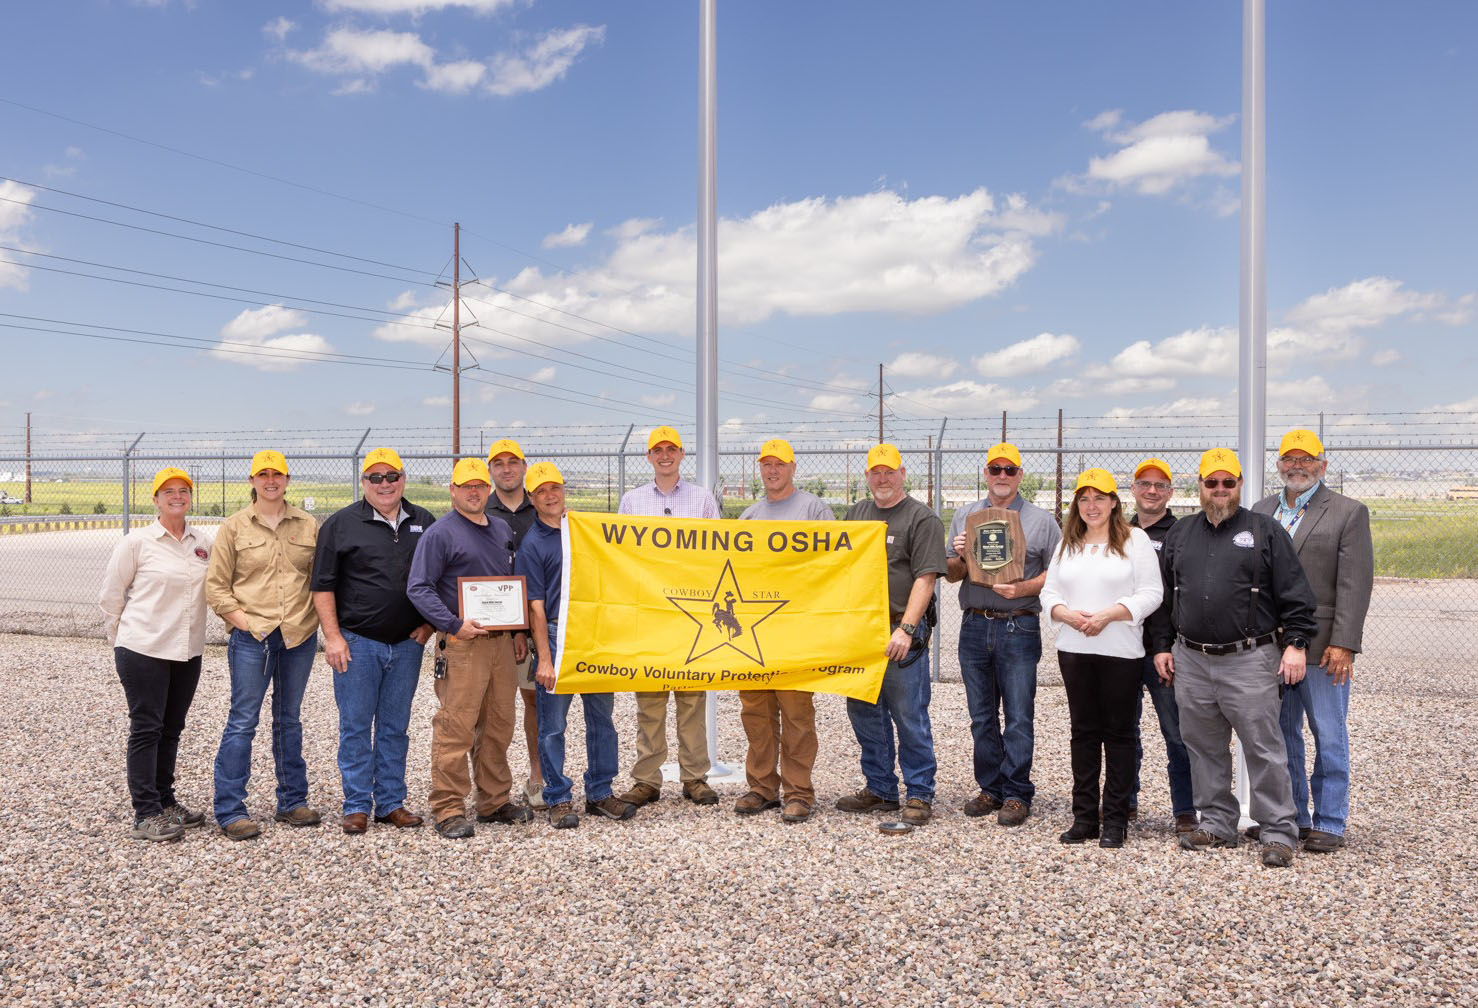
[665,559,789,664]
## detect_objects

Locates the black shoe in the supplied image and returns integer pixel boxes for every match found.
[477,803,535,825]
[433,815,474,839]
[1058,822,1099,845]
[1302,829,1345,854]
[1099,826,1126,849]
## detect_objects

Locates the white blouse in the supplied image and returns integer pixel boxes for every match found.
[1039,526,1163,659]
[99,520,216,661]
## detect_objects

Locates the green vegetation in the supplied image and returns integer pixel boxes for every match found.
[1368,502,1478,578]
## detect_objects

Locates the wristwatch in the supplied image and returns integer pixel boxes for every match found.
[900,621,917,635]
[1287,635,1308,651]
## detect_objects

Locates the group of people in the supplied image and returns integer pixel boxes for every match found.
[99,424,1371,870]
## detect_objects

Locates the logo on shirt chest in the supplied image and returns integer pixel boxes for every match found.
[1233,531,1255,548]
[194,547,210,561]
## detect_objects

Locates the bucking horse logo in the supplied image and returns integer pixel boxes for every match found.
[711,591,742,639]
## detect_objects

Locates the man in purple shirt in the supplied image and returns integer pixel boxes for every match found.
[407,457,533,839]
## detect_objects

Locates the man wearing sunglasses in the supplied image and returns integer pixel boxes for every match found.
[311,448,436,834]
[1251,429,1372,855]
[945,441,1061,828]
[1148,447,1317,869]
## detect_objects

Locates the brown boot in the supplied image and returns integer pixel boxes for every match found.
[618,782,661,808]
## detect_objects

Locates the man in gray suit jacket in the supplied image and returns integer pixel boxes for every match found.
[1253,429,1373,855]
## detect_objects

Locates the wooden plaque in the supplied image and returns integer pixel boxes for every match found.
[964,507,1026,586]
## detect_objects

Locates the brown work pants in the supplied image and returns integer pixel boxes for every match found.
[739,689,817,805]
[631,690,710,788]
[429,632,518,822]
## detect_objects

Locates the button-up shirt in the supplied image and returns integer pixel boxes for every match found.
[618,478,720,519]
[98,519,216,661]
[946,494,1060,613]
[312,495,435,644]
[1273,480,1322,536]
[487,491,537,550]
[206,504,320,648]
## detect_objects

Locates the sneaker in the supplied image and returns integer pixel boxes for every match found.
[618,782,661,808]
[1058,821,1099,845]
[585,796,637,821]
[734,791,781,816]
[997,799,1030,827]
[1178,828,1237,852]
[131,813,184,843]
[221,818,262,842]
[682,780,719,806]
[433,814,474,839]
[781,799,815,823]
[1260,841,1295,868]
[963,793,1002,818]
[548,802,579,829]
[273,806,322,828]
[161,803,205,829]
[834,788,899,813]
[1303,829,1345,854]
[900,798,933,826]
[524,779,547,810]
[476,803,535,825]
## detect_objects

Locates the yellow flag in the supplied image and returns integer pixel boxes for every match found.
[554,512,889,702]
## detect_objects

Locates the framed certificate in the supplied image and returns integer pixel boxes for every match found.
[456,575,529,631]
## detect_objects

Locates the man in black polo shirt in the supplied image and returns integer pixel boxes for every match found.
[312,448,436,834]
[1149,448,1317,868]
[485,437,543,808]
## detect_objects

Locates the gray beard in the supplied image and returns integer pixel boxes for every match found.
[1203,499,1238,525]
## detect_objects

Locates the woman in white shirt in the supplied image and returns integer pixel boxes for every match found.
[98,468,215,843]
[1040,469,1163,849]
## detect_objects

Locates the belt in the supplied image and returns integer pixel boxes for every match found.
[1176,631,1277,656]
[968,607,1035,620]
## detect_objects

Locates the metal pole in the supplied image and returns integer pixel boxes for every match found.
[1056,409,1064,522]
[352,427,371,501]
[122,432,145,533]
[617,423,635,500]
[24,411,31,504]
[452,222,461,455]
[1235,0,1267,829]
[1001,411,1007,443]
[878,364,884,443]
[931,418,947,683]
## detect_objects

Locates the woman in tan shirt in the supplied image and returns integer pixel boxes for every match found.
[205,449,320,840]
[99,467,215,843]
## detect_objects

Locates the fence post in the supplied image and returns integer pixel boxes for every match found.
[616,424,635,501]
[352,428,371,502]
[931,418,948,683]
[122,432,145,533]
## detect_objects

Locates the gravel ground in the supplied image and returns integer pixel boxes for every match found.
[1,631,1474,1007]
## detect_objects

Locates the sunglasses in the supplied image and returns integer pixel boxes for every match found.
[363,471,404,485]
[987,465,1020,476]
[1202,477,1238,489]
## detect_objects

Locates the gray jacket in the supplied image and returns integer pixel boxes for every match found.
[1252,482,1374,662]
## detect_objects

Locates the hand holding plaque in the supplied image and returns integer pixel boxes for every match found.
[964,507,1026,586]
[457,575,529,631]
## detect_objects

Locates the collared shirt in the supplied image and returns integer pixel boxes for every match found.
[844,494,947,620]
[99,519,216,661]
[1274,480,1322,536]
[1130,510,1176,649]
[515,517,564,627]
[312,495,436,644]
[619,478,720,519]
[406,509,516,635]
[1147,506,1318,652]
[487,491,537,550]
[946,494,1061,613]
[206,504,320,648]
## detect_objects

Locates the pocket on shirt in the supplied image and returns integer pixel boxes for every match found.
[233,534,273,577]
[286,533,317,576]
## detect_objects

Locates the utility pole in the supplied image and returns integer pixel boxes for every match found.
[452,222,461,455]
[877,363,884,443]
[1001,411,1007,443]
[24,411,32,504]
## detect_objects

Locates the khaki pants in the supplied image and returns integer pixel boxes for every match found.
[631,690,710,787]
[429,632,518,822]
[739,689,817,805]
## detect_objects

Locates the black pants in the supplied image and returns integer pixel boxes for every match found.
[115,647,202,819]
[1058,650,1141,829]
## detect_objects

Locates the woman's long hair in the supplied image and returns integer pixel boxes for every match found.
[1057,487,1131,559]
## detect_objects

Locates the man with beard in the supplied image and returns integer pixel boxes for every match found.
[1149,448,1317,869]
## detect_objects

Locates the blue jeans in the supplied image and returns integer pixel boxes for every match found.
[332,630,423,817]
[213,627,317,826]
[845,649,935,803]
[1280,663,1351,835]
[958,610,1040,804]
[1133,654,1196,817]
[534,625,619,806]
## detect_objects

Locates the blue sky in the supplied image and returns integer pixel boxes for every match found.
[1,0,1474,449]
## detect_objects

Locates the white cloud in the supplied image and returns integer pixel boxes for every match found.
[528,366,556,383]
[388,290,420,311]
[209,306,334,372]
[1043,373,1175,399]
[887,352,958,380]
[641,393,676,408]
[809,394,862,413]
[543,221,592,249]
[0,180,37,290]
[894,380,1038,415]
[320,0,518,14]
[1287,276,1441,332]
[1370,349,1400,367]
[972,332,1079,378]
[486,25,604,96]
[1268,375,1341,411]
[42,146,85,178]
[1109,326,1235,377]
[1436,292,1474,326]
[263,17,295,41]
[608,217,660,241]
[423,394,451,406]
[345,401,376,416]
[1103,396,1227,421]
[1082,109,1238,196]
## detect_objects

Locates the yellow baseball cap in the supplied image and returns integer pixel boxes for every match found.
[1133,458,1173,482]
[151,467,192,496]
[486,438,525,462]
[451,457,492,486]
[524,461,565,494]
[1278,429,1324,458]
[1074,468,1118,495]
[361,447,404,473]
[986,442,1022,468]
[757,438,795,464]
[250,449,289,477]
[866,443,902,471]
[647,425,683,451]
[1198,448,1242,479]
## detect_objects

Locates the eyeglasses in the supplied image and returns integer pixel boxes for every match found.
[1202,477,1239,489]
[1133,480,1171,492]
[987,465,1020,476]
[1279,455,1322,467]
[363,471,404,485]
